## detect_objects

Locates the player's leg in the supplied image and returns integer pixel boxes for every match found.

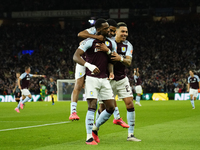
[135,85,142,106]
[109,80,125,125]
[69,63,85,120]
[123,97,141,141]
[51,93,54,105]
[69,76,84,120]
[85,98,98,145]
[85,76,99,145]
[189,88,195,109]
[15,95,25,113]
[92,79,115,143]
[92,99,115,143]
[95,101,105,121]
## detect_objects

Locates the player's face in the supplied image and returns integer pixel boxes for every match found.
[116,26,128,42]
[189,71,194,76]
[99,22,109,37]
[26,67,31,73]
[50,78,53,82]
[16,73,20,78]
[108,26,116,37]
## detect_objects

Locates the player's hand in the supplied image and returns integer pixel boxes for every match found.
[137,68,139,71]
[92,67,100,75]
[187,89,189,92]
[108,72,114,80]
[19,86,21,90]
[134,68,136,71]
[42,75,46,78]
[111,52,122,61]
[96,43,110,52]
[96,35,105,41]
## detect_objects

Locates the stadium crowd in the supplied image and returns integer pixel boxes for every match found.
[0,20,200,95]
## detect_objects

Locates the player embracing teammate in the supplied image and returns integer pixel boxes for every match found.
[73,19,141,144]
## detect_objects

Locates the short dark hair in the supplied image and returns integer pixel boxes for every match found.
[117,22,127,29]
[107,19,117,27]
[95,18,107,29]
[25,66,30,71]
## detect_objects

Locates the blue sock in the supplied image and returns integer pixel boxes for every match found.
[127,108,135,136]
[71,102,77,114]
[22,97,31,104]
[190,100,195,108]
[86,108,95,140]
[136,96,140,103]
[17,97,23,109]
[96,109,112,128]
[113,107,120,119]
[95,109,100,121]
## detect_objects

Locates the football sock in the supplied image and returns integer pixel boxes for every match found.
[113,107,120,119]
[95,109,100,121]
[17,97,23,109]
[136,96,140,103]
[86,108,95,140]
[127,108,135,136]
[22,96,31,104]
[190,100,195,108]
[96,109,113,128]
[71,102,77,114]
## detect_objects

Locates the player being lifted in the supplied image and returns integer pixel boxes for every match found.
[134,68,142,106]
[187,70,200,109]
[96,22,141,141]
[13,72,22,104]
[39,81,47,101]
[69,19,127,127]
[48,77,57,105]
[73,19,117,145]
[15,66,46,113]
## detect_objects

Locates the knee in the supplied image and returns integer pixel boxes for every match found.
[126,100,134,109]
[106,106,115,114]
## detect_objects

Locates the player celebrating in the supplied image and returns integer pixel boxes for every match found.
[39,81,47,101]
[73,19,116,145]
[134,68,142,106]
[48,77,57,105]
[13,72,21,104]
[69,19,122,121]
[187,70,200,109]
[15,66,45,113]
[97,22,141,141]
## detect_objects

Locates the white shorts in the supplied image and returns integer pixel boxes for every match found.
[75,63,86,80]
[85,76,114,100]
[189,88,198,98]
[21,89,31,96]
[110,77,133,99]
[135,85,142,94]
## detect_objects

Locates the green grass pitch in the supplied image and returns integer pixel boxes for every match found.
[0,100,199,150]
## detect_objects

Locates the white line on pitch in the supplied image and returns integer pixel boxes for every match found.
[0,121,70,132]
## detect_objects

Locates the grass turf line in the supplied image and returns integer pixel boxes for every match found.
[0,100,199,150]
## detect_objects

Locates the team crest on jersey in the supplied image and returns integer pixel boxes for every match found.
[90,91,94,96]
[105,41,110,46]
[79,72,82,77]
[121,47,126,52]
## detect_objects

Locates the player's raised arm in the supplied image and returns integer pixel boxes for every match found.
[32,74,46,78]
[78,27,104,41]
[136,68,140,76]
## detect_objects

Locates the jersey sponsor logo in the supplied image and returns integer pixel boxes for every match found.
[121,47,126,52]
[105,41,110,46]
[27,77,30,80]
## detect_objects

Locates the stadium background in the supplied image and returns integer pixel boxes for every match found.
[0,0,200,100]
